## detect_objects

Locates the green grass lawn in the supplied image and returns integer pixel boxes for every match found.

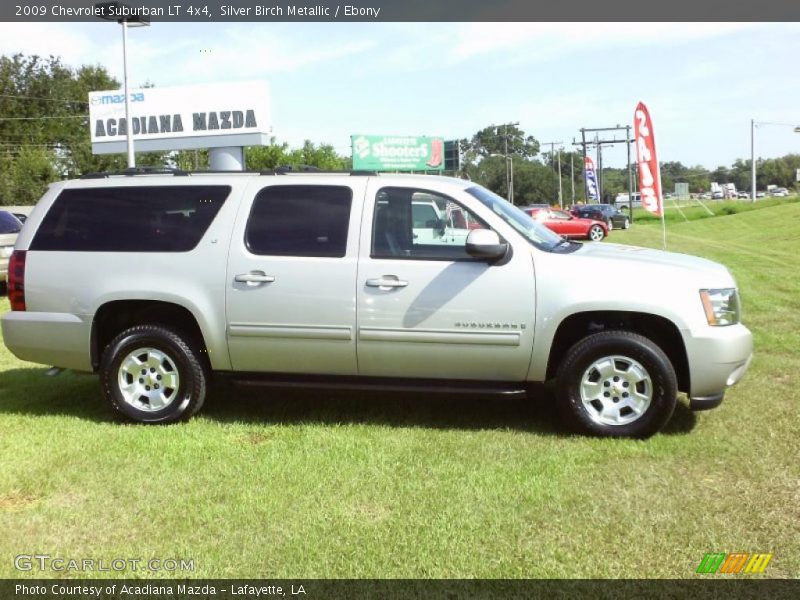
[0,203,799,579]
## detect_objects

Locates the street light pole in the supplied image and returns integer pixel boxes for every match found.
[751,119,756,202]
[96,2,149,169]
[121,18,134,168]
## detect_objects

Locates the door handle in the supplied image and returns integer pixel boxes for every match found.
[366,276,408,289]
[234,272,276,285]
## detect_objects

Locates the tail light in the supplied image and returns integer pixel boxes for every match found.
[8,250,26,311]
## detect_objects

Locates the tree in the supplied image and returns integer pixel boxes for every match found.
[460,124,540,163]
[245,138,351,171]
[0,53,168,203]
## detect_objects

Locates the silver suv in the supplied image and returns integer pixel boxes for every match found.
[1,171,753,438]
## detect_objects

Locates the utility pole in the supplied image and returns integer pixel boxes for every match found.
[557,148,563,208]
[573,125,633,213]
[542,140,563,205]
[626,125,633,214]
[580,128,588,201]
[493,121,519,203]
[595,133,603,200]
[570,154,575,204]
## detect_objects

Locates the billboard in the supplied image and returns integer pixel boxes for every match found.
[89,81,271,154]
[351,135,444,171]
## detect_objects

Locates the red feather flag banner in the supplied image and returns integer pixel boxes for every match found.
[634,101,666,247]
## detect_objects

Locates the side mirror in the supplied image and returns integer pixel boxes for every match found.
[465,229,508,260]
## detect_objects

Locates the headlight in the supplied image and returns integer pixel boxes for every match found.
[699,288,740,326]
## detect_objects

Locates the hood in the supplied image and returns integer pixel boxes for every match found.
[571,242,734,286]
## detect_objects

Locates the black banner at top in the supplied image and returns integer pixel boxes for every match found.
[2,0,800,22]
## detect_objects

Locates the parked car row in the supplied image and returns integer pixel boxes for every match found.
[518,203,631,242]
[522,207,608,241]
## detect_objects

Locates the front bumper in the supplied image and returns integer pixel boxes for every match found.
[684,323,753,407]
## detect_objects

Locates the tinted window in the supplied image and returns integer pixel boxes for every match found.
[372,187,488,260]
[246,185,352,257]
[0,211,22,234]
[31,186,230,252]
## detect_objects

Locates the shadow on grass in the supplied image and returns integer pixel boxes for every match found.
[0,368,697,436]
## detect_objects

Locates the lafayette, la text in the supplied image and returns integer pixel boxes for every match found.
[221,5,381,17]
[17,584,306,597]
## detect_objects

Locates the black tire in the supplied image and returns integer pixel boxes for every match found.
[100,324,206,424]
[588,224,605,241]
[623,218,630,230]
[555,331,677,438]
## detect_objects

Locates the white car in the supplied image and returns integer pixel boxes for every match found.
[2,170,753,438]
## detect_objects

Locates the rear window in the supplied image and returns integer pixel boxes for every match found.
[30,186,230,252]
[0,211,22,234]
[245,185,352,257]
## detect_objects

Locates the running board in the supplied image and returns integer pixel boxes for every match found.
[227,374,528,397]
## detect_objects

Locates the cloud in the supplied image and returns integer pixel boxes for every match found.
[0,23,99,65]
[445,22,770,67]
[163,25,375,84]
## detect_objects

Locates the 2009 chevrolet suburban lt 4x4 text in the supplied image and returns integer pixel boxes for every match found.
[1,170,753,438]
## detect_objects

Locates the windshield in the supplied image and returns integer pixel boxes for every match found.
[465,185,565,251]
[0,211,22,234]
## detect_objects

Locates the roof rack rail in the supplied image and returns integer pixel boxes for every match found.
[79,167,379,179]
[274,165,378,176]
[81,167,190,179]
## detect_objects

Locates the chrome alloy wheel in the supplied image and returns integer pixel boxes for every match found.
[117,347,180,412]
[589,225,605,241]
[579,355,652,426]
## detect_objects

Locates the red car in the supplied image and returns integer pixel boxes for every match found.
[525,208,608,241]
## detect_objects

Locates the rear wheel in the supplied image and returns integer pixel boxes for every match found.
[589,225,605,241]
[100,324,207,423]
[623,218,630,230]
[555,331,677,438]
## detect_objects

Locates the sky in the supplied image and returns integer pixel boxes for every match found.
[0,21,798,169]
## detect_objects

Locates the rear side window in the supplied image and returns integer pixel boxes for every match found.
[0,211,22,234]
[245,185,352,257]
[30,186,230,252]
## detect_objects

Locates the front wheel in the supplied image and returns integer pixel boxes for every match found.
[588,225,605,241]
[100,324,207,423]
[555,331,677,438]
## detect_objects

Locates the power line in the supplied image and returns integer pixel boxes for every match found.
[0,115,88,121]
[0,93,89,105]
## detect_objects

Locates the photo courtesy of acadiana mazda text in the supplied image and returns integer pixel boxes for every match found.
[1,170,752,438]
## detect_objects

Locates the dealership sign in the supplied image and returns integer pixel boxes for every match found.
[89,81,271,154]
[351,135,444,171]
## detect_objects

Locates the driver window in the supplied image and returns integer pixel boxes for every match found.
[372,187,489,260]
